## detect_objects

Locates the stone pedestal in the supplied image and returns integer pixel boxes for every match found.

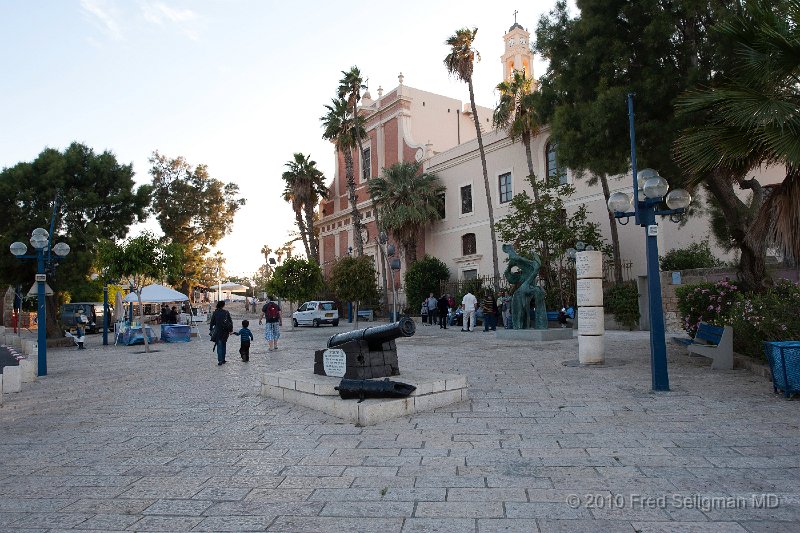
[2,365,21,393]
[261,369,467,426]
[577,251,605,364]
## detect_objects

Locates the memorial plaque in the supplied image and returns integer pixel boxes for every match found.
[323,348,346,377]
[578,306,605,335]
[575,251,603,279]
[576,278,603,307]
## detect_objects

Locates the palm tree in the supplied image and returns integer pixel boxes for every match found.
[445,27,501,287]
[321,96,367,256]
[281,153,327,262]
[368,161,445,263]
[493,69,542,201]
[674,0,800,289]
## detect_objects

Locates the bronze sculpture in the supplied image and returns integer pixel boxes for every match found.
[502,244,548,330]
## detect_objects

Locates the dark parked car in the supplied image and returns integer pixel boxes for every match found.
[61,302,113,333]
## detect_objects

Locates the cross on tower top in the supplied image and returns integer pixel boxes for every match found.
[513,10,518,23]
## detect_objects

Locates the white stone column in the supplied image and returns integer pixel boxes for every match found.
[576,251,605,364]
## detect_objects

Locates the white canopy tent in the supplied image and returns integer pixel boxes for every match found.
[123,284,189,303]
[209,282,249,301]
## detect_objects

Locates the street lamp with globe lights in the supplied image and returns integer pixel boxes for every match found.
[607,94,693,392]
[9,228,70,376]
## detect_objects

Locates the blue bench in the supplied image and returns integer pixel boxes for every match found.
[547,311,559,322]
[675,322,734,370]
[357,309,373,321]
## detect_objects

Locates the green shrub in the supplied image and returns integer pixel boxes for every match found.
[729,279,800,359]
[403,255,450,313]
[660,241,721,271]
[675,279,740,337]
[604,281,639,330]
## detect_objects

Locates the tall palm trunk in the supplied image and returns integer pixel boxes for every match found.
[706,169,768,292]
[599,173,624,284]
[294,208,311,260]
[343,148,365,255]
[522,130,539,202]
[303,202,319,263]
[467,79,501,289]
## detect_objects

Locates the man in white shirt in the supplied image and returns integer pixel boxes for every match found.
[461,290,478,332]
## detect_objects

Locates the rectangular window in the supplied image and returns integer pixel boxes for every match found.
[460,185,472,214]
[362,148,371,180]
[463,269,478,280]
[498,172,512,203]
[436,192,446,219]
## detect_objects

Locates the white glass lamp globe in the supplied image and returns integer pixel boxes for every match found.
[566,248,577,260]
[643,176,669,199]
[53,242,70,257]
[30,228,49,250]
[666,189,692,210]
[10,242,27,256]
[607,191,631,213]
[585,245,595,251]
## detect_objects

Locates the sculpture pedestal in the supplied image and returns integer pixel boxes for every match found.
[494,329,574,341]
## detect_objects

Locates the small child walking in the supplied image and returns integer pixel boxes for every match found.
[233,319,254,362]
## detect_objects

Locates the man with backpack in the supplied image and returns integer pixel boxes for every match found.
[209,300,234,365]
[259,295,283,352]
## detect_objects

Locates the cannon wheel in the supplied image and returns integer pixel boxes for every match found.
[292,318,298,328]
[313,319,320,328]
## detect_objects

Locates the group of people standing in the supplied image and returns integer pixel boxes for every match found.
[420,289,514,332]
[208,295,283,366]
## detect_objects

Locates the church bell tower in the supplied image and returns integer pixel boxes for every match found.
[501,14,534,81]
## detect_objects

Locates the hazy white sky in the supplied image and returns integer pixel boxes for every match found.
[0,0,571,277]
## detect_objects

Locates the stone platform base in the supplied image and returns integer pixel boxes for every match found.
[261,369,468,426]
[495,328,574,341]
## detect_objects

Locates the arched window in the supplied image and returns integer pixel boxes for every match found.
[462,233,476,256]
[546,141,567,185]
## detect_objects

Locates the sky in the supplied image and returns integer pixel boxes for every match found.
[0,0,572,278]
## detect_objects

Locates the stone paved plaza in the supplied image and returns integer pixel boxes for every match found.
[1,320,799,532]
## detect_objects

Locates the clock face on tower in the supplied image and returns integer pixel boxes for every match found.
[507,39,514,47]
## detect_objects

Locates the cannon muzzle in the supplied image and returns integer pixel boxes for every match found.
[328,317,416,350]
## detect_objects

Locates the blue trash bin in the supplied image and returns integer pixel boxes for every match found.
[764,341,800,398]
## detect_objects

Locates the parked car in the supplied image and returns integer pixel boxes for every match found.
[61,302,113,333]
[292,301,339,327]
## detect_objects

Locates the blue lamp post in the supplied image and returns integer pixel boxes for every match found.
[9,229,70,377]
[606,94,692,391]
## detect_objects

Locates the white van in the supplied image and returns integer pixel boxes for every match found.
[292,301,339,327]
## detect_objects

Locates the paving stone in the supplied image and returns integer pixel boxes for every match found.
[267,515,404,532]
[402,518,475,532]
[142,498,213,515]
[72,513,141,530]
[536,519,636,532]
[192,515,277,531]
[8,512,93,529]
[125,515,203,531]
[320,501,414,517]
[415,501,504,518]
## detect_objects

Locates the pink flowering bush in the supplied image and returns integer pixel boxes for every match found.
[675,279,740,337]
[728,279,800,359]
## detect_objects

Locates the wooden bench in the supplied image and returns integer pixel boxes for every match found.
[678,322,734,370]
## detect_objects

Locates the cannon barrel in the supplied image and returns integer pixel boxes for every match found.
[328,317,416,349]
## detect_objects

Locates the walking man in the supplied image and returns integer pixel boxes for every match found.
[461,289,478,332]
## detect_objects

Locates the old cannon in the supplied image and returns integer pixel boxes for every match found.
[314,317,416,379]
[335,378,417,402]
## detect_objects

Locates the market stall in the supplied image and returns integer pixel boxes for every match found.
[121,284,193,344]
